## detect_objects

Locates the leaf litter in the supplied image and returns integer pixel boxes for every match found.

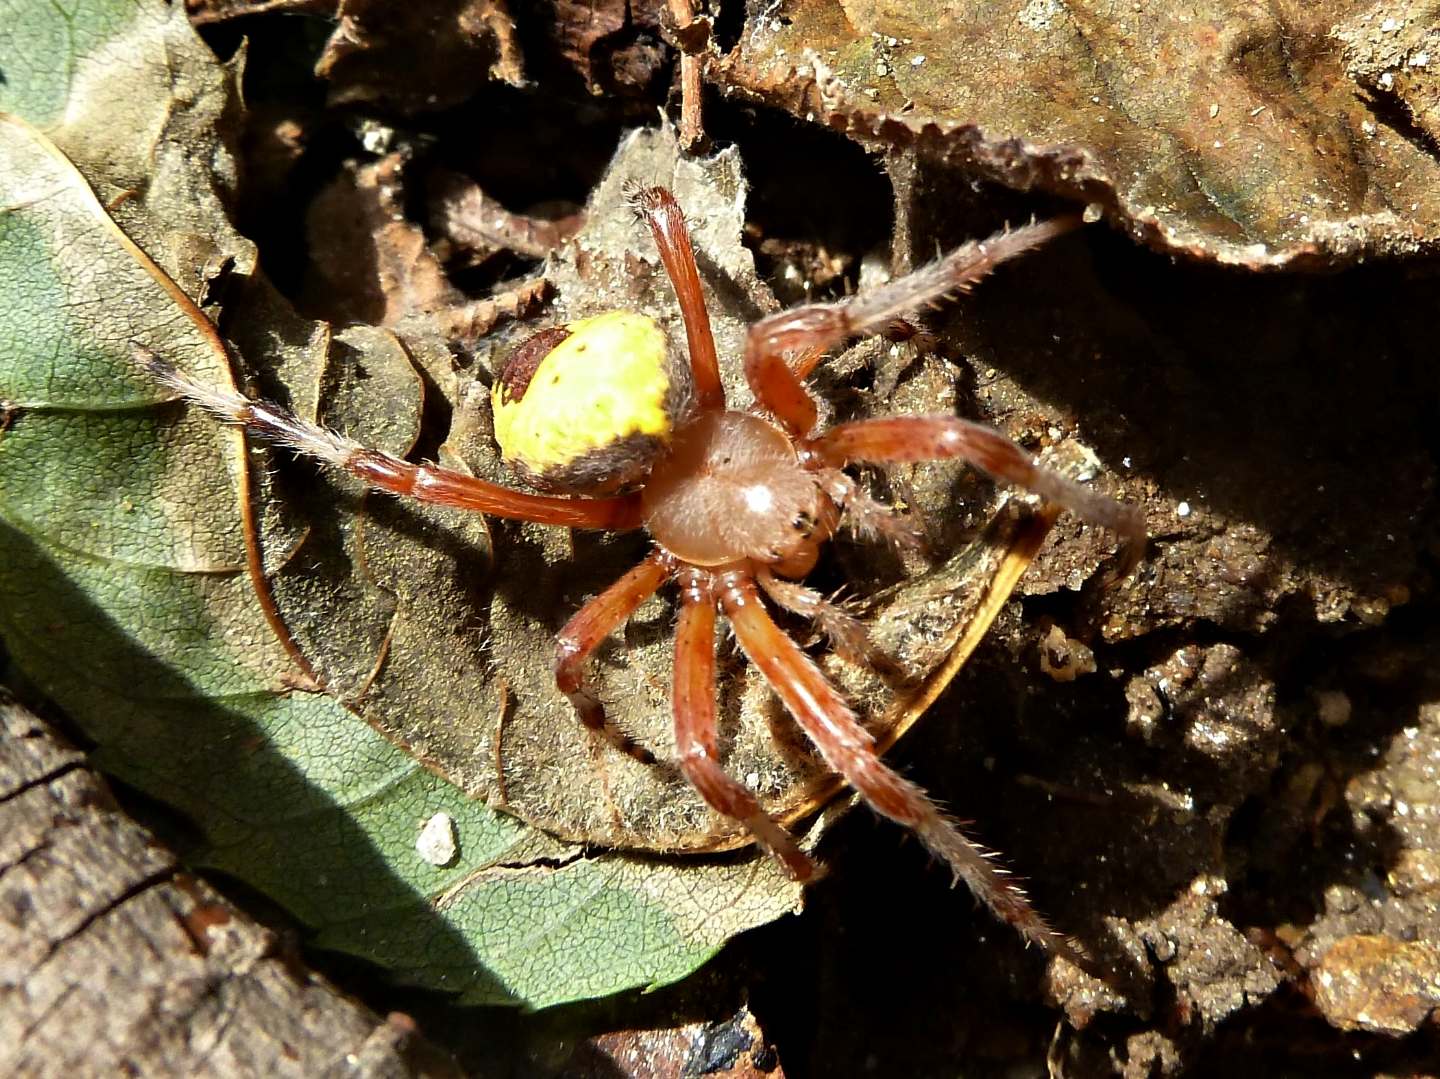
[6,0,1439,1071]
[0,0,1075,1014]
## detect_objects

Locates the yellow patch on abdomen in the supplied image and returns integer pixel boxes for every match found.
[493,311,676,493]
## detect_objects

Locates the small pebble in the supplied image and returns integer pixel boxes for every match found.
[417,812,459,867]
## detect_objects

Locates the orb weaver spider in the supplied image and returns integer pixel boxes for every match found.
[136,184,1142,963]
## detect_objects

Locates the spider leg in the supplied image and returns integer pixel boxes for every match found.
[627,186,725,412]
[673,569,817,880]
[136,348,643,531]
[745,216,1083,437]
[809,416,1144,579]
[554,551,674,764]
[816,468,926,551]
[755,566,885,672]
[789,344,829,381]
[720,571,1078,958]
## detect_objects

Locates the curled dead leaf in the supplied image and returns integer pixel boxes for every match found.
[713,1,1440,269]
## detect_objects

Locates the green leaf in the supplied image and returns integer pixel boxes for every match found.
[0,0,136,125]
[0,1,801,1008]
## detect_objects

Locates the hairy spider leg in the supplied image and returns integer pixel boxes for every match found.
[133,347,644,531]
[553,551,675,764]
[808,415,1145,578]
[815,469,927,551]
[628,185,726,412]
[719,571,1081,959]
[673,569,816,880]
[755,565,882,671]
[743,216,1084,437]
[789,344,829,381]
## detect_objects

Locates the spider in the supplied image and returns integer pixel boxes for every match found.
[135,185,1143,963]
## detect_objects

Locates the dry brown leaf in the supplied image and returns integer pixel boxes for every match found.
[714,1,1440,268]
[316,0,524,111]
[538,0,673,95]
[303,153,467,325]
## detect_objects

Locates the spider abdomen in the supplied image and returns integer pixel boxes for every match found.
[641,410,833,571]
[491,311,690,495]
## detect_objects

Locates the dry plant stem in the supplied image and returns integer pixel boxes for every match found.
[673,571,815,879]
[554,551,673,764]
[677,54,704,149]
[629,186,725,410]
[720,572,1072,956]
[665,0,706,148]
[669,0,706,149]
[745,215,1086,436]
[133,348,644,531]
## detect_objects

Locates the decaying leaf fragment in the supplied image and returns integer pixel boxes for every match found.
[315,0,525,111]
[1335,0,1440,148]
[714,1,1440,268]
[538,0,673,95]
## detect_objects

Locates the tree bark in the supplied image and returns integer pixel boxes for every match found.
[0,689,459,1078]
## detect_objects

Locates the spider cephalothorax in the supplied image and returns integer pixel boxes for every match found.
[137,184,1143,965]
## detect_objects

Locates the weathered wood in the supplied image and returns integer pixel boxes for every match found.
[0,690,460,1078]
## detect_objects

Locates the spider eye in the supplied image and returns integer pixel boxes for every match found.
[491,311,689,496]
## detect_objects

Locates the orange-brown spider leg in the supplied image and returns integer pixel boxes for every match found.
[135,347,643,531]
[755,566,882,671]
[789,344,829,381]
[744,215,1084,438]
[673,570,817,880]
[816,468,926,551]
[720,571,1072,956]
[628,186,725,412]
[808,415,1144,577]
[554,551,674,764]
